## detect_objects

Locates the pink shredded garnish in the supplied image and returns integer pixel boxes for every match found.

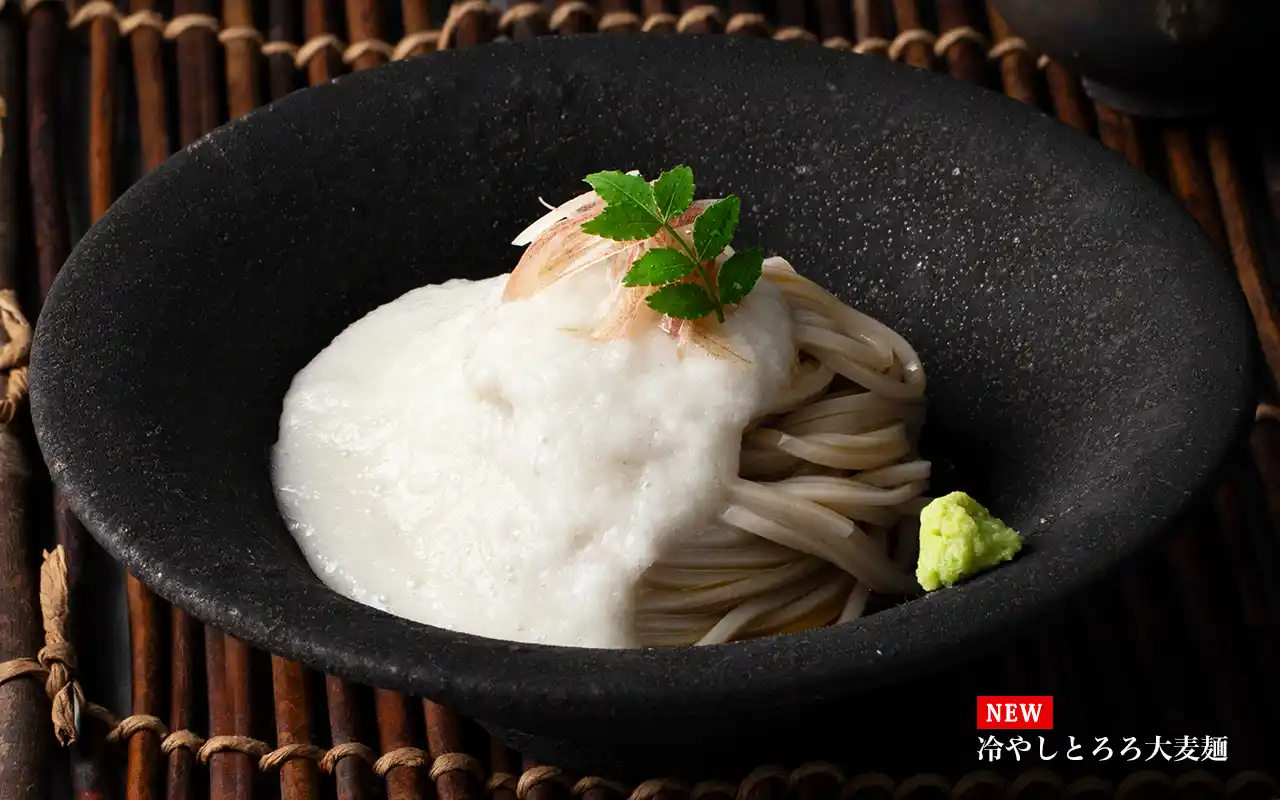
[505,194,746,360]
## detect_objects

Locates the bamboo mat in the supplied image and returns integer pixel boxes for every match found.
[0,0,1279,798]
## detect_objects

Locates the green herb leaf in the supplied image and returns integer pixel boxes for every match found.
[653,166,695,222]
[646,282,718,320]
[717,246,764,306]
[580,206,663,241]
[693,195,741,261]
[584,171,659,216]
[574,167,759,323]
[622,248,696,287]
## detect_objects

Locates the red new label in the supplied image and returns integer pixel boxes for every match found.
[976,696,1054,729]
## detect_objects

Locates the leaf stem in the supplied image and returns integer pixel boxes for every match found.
[661,219,725,323]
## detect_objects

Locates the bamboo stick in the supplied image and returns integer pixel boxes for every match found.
[28,1,111,794]
[0,7,51,799]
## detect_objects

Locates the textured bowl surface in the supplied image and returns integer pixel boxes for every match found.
[29,35,1253,774]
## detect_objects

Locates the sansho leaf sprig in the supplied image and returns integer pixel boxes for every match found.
[580,167,764,323]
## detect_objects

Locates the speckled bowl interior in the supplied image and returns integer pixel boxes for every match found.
[29,35,1254,776]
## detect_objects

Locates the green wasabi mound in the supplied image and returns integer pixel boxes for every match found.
[916,491,1023,591]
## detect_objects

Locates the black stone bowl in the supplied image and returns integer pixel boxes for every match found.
[30,36,1254,777]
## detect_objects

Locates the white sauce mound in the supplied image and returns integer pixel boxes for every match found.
[273,268,794,648]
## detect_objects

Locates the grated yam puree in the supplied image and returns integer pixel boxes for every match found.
[272,266,795,648]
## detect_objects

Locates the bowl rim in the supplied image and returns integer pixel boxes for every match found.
[30,34,1258,721]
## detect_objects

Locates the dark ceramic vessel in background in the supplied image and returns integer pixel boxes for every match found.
[29,36,1254,777]
[994,0,1280,118]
